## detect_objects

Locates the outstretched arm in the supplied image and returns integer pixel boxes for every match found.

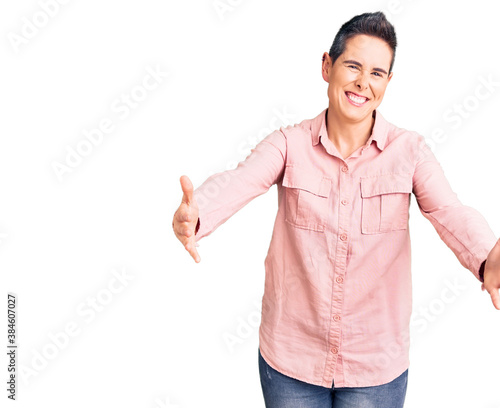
[412,135,498,308]
[173,127,286,263]
[193,129,286,244]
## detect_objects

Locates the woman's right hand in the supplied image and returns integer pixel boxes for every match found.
[173,175,201,263]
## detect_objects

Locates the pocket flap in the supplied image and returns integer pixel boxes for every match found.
[282,166,331,197]
[360,173,412,198]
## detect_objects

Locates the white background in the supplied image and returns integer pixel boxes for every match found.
[1,0,500,407]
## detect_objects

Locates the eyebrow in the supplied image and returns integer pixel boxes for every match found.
[343,59,388,75]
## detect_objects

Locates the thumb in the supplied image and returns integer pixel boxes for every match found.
[180,175,194,206]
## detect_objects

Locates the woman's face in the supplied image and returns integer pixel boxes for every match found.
[322,34,393,123]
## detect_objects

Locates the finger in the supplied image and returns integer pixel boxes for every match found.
[175,205,192,224]
[484,283,500,310]
[173,213,189,238]
[185,237,201,263]
[173,218,194,241]
[180,175,194,206]
[490,288,500,310]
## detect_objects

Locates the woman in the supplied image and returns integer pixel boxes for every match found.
[172,11,500,408]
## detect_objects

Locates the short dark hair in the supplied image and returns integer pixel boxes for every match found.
[328,11,397,74]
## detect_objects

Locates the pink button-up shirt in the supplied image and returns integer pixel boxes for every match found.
[192,107,497,387]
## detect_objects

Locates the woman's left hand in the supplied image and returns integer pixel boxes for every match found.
[481,238,500,310]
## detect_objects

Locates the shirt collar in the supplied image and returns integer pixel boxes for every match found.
[311,107,389,151]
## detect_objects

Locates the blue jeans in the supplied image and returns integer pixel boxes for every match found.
[258,347,408,408]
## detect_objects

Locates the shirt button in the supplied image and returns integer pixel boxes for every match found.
[341,199,348,205]
[336,276,344,284]
[340,233,347,241]
[341,166,348,172]
[331,347,339,354]
[333,315,341,321]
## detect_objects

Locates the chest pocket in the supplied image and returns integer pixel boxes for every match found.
[360,173,413,234]
[282,165,332,232]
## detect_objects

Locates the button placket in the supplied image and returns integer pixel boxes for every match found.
[323,161,350,384]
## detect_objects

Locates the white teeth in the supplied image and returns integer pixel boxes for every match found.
[347,92,367,104]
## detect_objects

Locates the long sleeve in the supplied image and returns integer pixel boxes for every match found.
[412,136,497,282]
[193,129,287,242]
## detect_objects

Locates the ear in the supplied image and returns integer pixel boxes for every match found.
[321,52,331,83]
[387,71,394,83]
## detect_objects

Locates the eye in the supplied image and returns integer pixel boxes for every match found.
[372,72,382,77]
[347,65,359,70]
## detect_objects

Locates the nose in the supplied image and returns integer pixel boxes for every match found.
[354,70,369,91]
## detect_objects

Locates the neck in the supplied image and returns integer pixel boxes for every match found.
[326,107,375,151]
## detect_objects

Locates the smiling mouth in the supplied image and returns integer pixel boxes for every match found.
[345,91,369,106]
